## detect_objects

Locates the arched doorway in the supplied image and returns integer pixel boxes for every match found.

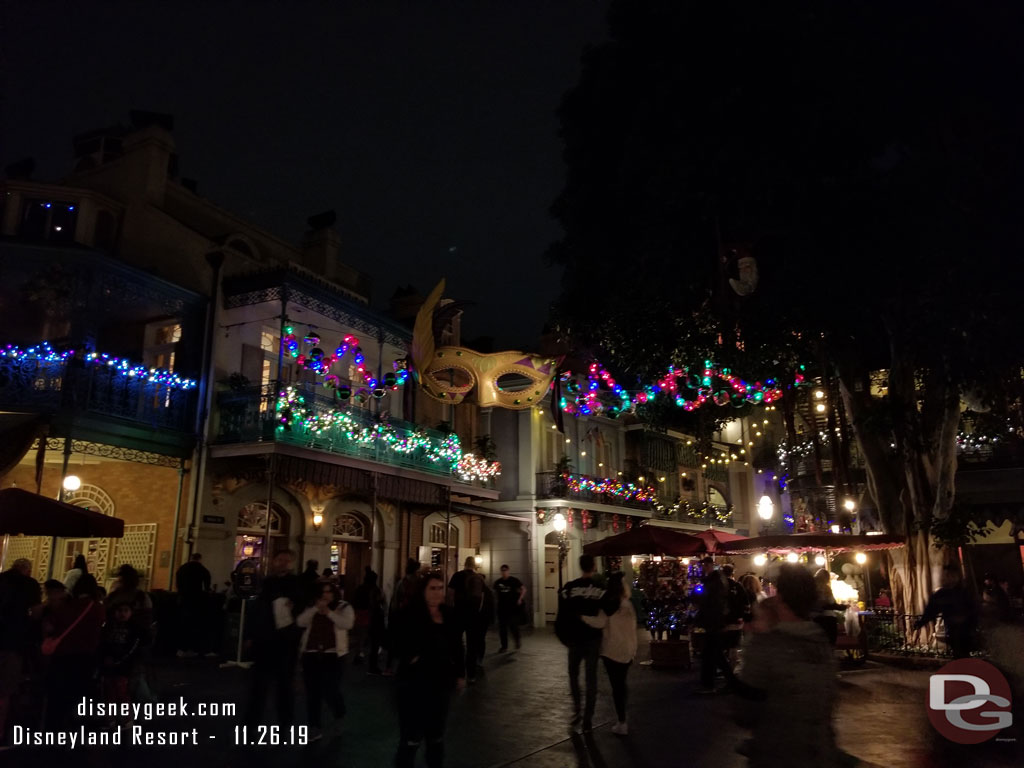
[234,501,290,567]
[330,512,370,599]
[62,484,116,585]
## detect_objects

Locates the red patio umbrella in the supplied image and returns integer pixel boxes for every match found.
[719,532,904,555]
[692,528,749,554]
[0,487,124,538]
[582,525,705,557]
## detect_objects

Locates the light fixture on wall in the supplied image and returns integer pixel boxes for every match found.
[311,503,325,532]
[757,495,774,521]
[63,475,81,492]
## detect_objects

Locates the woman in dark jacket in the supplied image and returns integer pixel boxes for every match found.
[393,571,465,768]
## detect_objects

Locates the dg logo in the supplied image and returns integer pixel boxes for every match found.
[928,658,1013,744]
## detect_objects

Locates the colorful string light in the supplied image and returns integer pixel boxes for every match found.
[558,360,803,418]
[1,342,197,390]
[275,386,498,480]
[562,472,656,503]
[281,326,409,397]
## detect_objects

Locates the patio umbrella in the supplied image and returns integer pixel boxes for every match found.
[692,528,749,554]
[719,532,904,555]
[583,525,705,557]
[0,487,124,538]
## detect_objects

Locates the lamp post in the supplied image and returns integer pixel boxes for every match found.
[553,512,568,590]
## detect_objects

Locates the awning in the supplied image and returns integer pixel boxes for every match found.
[450,502,529,523]
[0,413,45,479]
[0,487,125,538]
[720,532,904,555]
[583,525,705,557]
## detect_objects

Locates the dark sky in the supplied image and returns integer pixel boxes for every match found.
[1,0,608,348]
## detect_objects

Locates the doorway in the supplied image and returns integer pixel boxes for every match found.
[234,501,289,568]
[544,545,558,620]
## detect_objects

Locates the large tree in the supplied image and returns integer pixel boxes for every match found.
[549,0,1024,613]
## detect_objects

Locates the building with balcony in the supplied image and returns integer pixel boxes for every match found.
[1,112,499,598]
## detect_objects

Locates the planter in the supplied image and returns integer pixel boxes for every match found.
[649,639,691,669]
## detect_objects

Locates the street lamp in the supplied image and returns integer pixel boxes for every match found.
[757,494,774,533]
[553,512,568,589]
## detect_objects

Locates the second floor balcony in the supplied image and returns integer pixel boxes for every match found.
[536,470,655,512]
[215,382,499,487]
[0,345,198,433]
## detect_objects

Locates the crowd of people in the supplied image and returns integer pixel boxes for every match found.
[2,547,1018,763]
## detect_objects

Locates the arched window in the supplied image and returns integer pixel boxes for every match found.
[237,502,285,533]
[64,484,115,516]
[332,513,367,540]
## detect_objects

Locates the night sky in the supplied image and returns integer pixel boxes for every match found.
[1,1,608,348]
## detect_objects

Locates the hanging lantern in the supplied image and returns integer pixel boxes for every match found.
[625,516,633,530]
[613,514,619,532]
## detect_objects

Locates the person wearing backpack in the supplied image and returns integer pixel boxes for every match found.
[555,554,618,732]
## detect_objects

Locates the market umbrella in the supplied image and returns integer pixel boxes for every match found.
[692,528,749,554]
[719,532,904,555]
[583,525,705,557]
[0,487,125,538]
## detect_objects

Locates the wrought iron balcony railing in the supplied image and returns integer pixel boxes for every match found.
[536,470,654,511]
[0,352,197,432]
[215,383,497,486]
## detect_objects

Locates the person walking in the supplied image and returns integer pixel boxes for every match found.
[176,553,212,658]
[555,554,616,732]
[447,557,487,681]
[353,567,387,675]
[246,549,303,726]
[296,582,354,741]
[44,574,105,730]
[392,571,465,768]
[696,556,740,694]
[107,564,156,703]
[735,564,843,768]
[581,572,637,735]
[62,553,88,593]
[99,602,142,726]
[0,559,41,748]
[914,564,977,658]
[493,564,525,652]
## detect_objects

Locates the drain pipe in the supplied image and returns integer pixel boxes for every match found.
[183,251,225,565]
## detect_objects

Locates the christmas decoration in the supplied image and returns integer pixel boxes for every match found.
[1,342,197,390]
[281,328,409,396]
[562,472,656,503]
[274,386,498,481]
[557,360,803,419]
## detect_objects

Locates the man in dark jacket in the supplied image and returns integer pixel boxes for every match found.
[0,559,40,746]
[447,557,488,681]
[555,554,616,731]
[914,565,977,658]
[697,557,740,694]
[175,553,211,657]
[246,550,303,726]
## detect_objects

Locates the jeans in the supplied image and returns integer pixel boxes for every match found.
[395,677,451,768]
[568,639,600,721]
[602,658,630,722]
[497,610,521,650]
[247,631,299,726]
[302,653,345,728]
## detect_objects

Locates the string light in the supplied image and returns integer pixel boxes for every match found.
[2,342,197,390]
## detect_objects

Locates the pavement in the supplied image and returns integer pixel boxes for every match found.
[5,627,1023,768]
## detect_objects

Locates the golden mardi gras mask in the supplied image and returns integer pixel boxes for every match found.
[411,280,559,409]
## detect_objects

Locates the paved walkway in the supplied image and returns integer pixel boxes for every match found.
[6,627,1023,768]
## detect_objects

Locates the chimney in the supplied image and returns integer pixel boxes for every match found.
[302,210,341,280]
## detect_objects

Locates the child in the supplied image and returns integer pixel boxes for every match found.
[100,603,141,725]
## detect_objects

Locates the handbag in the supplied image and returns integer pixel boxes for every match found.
[42,600,93,656]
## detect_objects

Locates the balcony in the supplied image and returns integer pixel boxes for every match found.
[536,470,655,512]
[0,352,197,433]
[215,383,498,486]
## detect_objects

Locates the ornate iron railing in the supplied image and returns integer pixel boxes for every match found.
[536,470,654,511]
[0,354,197,431]
[861,611,956,658]
[215,382,494,485]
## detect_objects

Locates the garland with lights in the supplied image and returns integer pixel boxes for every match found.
[653,499,734,526]
[562,472,656,503]
[2,342,197,390]
[276,386,498,480]
[557,360,803,418]
[281,325,409,401]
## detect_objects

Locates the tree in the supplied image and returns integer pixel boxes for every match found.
[549,0,1024,614]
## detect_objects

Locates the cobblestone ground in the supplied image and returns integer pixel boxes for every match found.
[6,627,1023,768]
